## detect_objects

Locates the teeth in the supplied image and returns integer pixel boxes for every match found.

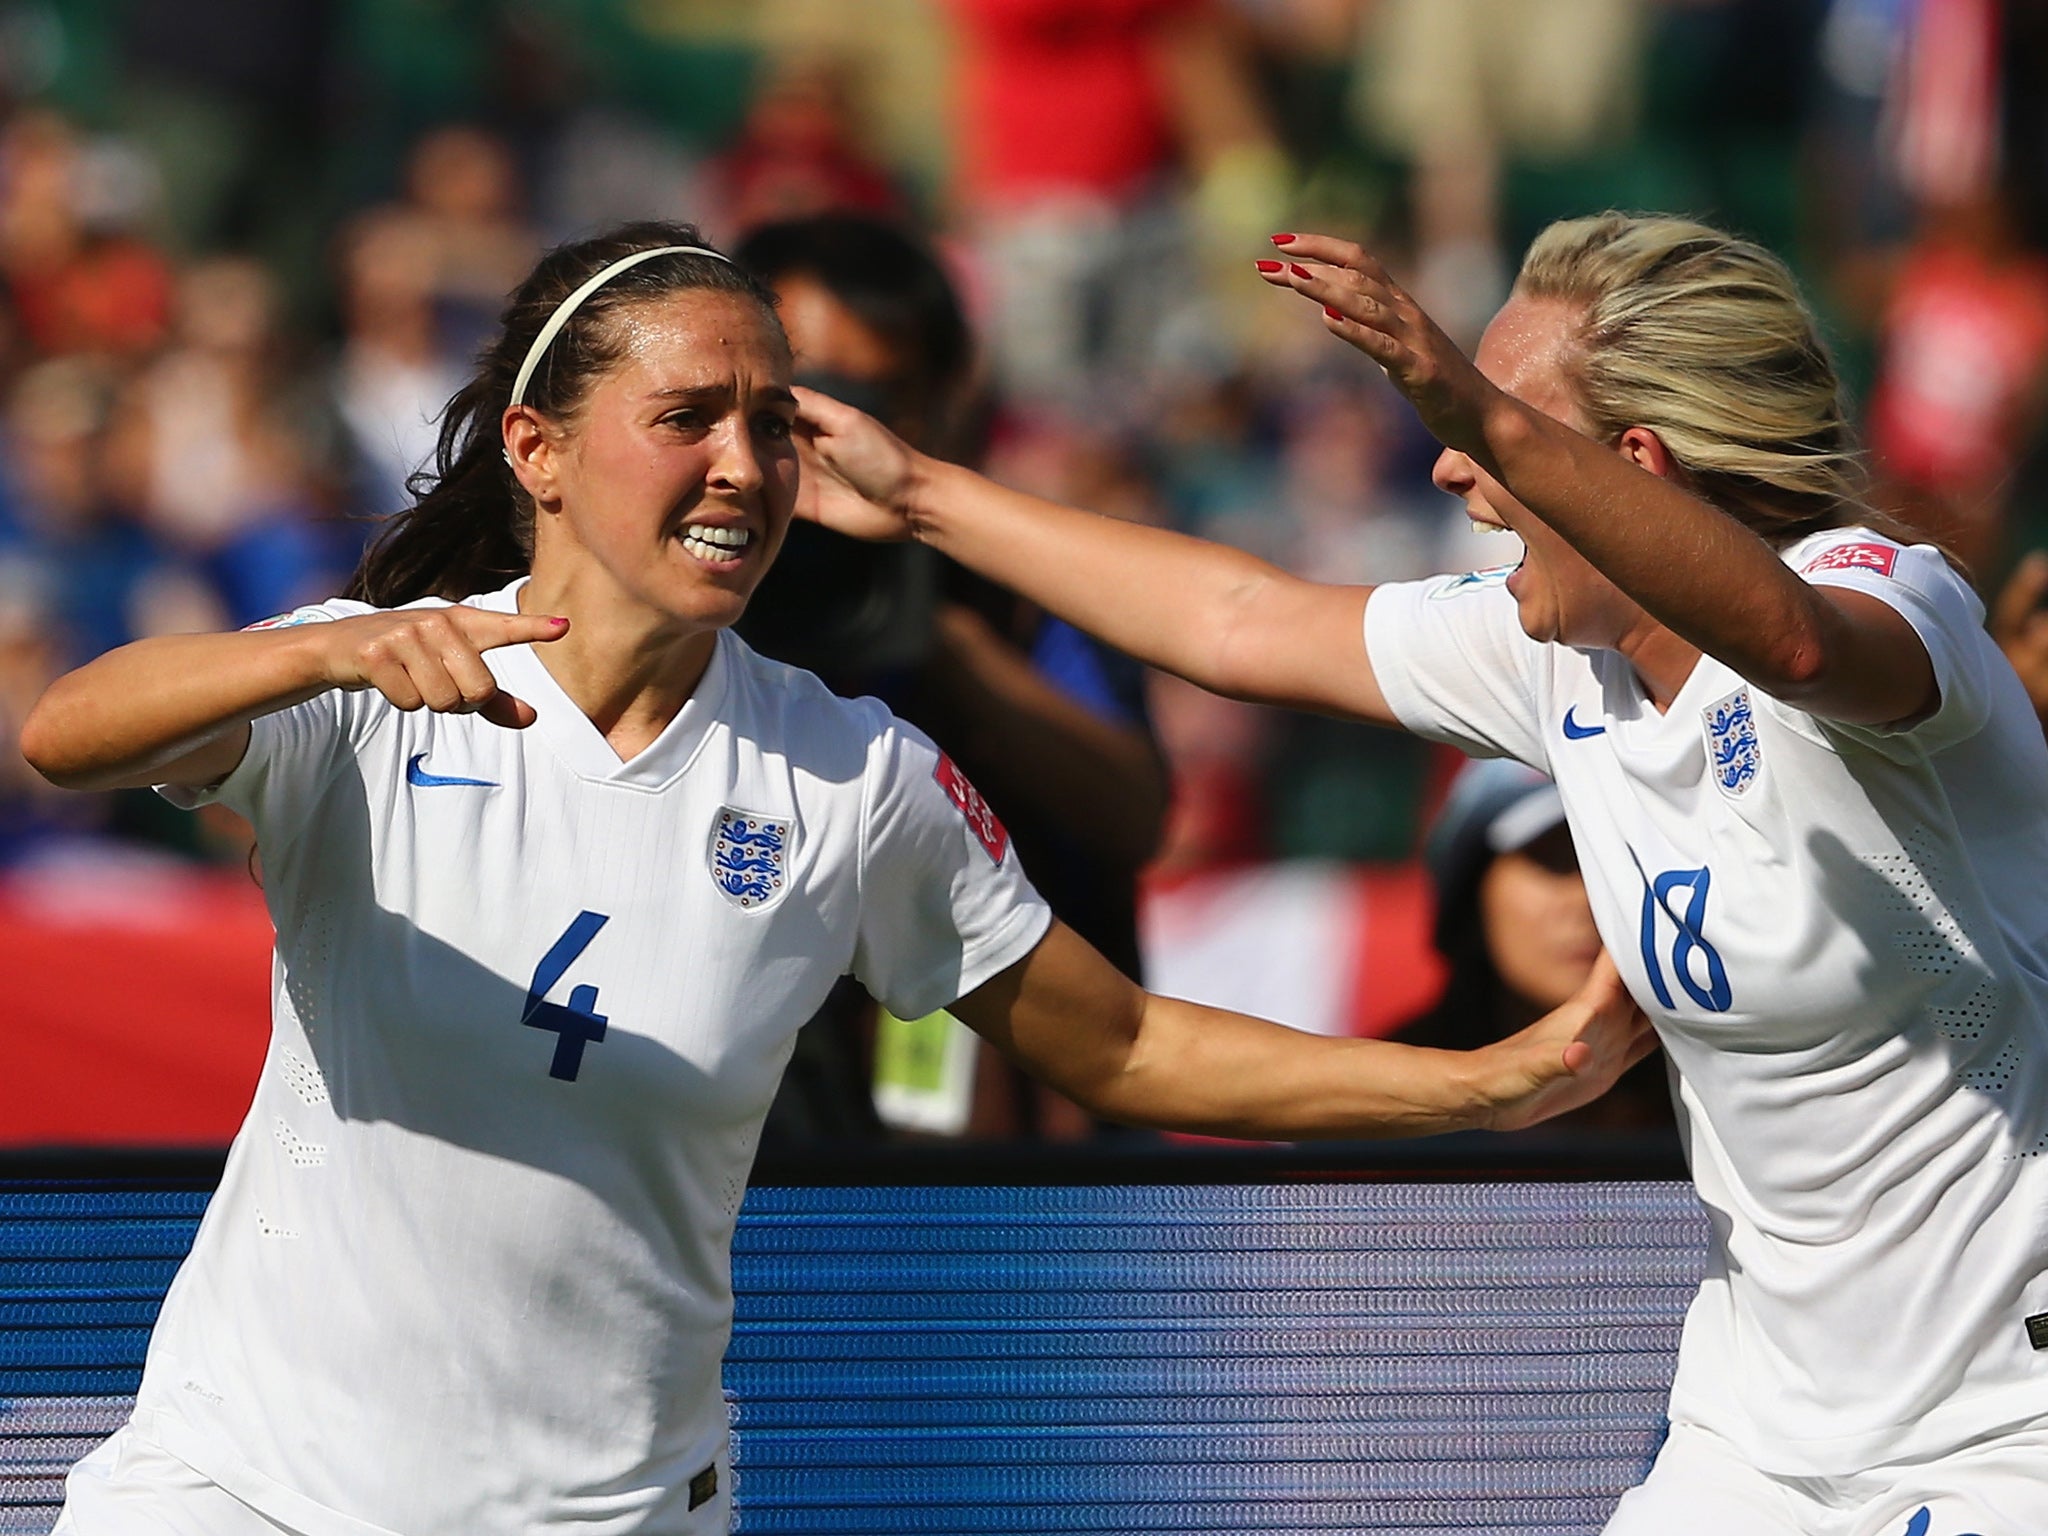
[680,526,751,557]
[1471,519,1509,534]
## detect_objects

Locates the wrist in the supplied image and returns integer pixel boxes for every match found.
[902,453,966,545]
[1445,1044,1506,1133]
[289,617,358,692]
[1474,388,1542,478]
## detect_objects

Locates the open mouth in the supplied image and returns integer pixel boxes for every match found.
[677,525,753,565]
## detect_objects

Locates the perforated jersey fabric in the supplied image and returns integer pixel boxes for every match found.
[1366,528,2048,1476]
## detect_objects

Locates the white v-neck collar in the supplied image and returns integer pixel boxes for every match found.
[1597,645,1720,758]
[468,578,730,790]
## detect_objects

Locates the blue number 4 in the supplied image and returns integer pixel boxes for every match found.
[524,911,610,1080]
[1637,865,1732,1013]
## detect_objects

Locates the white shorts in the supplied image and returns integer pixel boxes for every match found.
[54,1428,301,1536]
[1604,1416,2048,1536]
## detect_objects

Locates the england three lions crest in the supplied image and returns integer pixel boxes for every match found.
[709,809,793,910]
[1703,687,1761,798]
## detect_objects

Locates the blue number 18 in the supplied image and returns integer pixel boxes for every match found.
[1638,866,1731,1013]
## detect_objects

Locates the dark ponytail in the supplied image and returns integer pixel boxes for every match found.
[345,220,783,606]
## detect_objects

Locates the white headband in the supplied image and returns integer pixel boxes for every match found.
[508,244,733,409]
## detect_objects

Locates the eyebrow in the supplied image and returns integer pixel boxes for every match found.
[648,383,798,410]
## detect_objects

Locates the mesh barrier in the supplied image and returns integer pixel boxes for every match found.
[0,1180,1706,1535]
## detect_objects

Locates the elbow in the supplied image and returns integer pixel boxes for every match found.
[1201,568,1286,702]
[19,693,74,786]
[1769,637,1830,697]
[1752,610,1834,701]
[20,686,100,790]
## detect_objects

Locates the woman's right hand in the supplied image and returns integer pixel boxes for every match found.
[317,606,569,729]
[1477,953,1659,1132]
[1258,233,1504,460]
[791,384,925,543]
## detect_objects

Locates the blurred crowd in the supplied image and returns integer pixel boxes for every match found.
[2,0,2046,914]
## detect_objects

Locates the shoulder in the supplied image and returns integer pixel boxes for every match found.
[242,597,384,630]
[241,590,479,631]
[1783,526,1981,616]
[717,633,905,769]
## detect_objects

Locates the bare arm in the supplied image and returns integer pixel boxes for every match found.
[1267,235,1938,726]
[795,387,1399,725]
[949,920,1655,1140]
[22,606,570,792]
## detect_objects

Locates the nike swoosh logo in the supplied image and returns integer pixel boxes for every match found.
[406,752,498,789]
[1562,707,1606,740]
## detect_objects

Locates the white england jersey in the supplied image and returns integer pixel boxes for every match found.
[1367,529,2048,1475]
[133,580,1052,1535]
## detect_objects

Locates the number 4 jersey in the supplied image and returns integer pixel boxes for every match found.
[1367,528,2048,1477]
[141,581,1051,1536]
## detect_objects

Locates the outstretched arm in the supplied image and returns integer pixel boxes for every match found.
[22,606,569,792]
[1263,235,1937,727]
[795,387,1399,725]
[949,920,1655,1140]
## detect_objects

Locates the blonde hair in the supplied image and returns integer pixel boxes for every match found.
[1515,213,1869,549]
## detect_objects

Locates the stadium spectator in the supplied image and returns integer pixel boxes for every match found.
[1991,547,2048,734]
[944,0,1282,404]
[0,109,171,362]
[736,211,1168,1140]
[22,221,1650,1534]
[797,211,2048,1532]
[393,125,539,363]
[1,356,176,664]
[0,552,104,862]
[1865,185,2048,571]
[101,254,335,626]
[1404,757,1674,1134]
[708,57,907,235]
[1347,0,1645,343]
[329,206,469,523]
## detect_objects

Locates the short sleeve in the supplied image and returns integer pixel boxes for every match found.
[1364,569,1551,771]
[156,599,377,851]
[1787,530,1994,755]
[852,713,1054,1020]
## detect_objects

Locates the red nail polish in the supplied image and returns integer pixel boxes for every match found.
[1289,264,1312,280]
[1323,307,1343,320]
[1254,259,1284,273]
[1269,233,1296,245]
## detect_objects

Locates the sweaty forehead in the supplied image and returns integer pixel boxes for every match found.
[1473,294,1585,425]
[602,289,792,389]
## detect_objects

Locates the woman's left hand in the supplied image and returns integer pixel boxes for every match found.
[1477,954,1660,1132]
[791,385,924,543]
[1258,233,1500,458]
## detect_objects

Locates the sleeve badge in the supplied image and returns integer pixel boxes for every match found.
[934,754,1009,865]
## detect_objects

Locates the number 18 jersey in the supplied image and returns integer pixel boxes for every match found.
[1367,529,2048,1475]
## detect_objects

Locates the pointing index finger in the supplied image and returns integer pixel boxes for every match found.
[452,607,571,651]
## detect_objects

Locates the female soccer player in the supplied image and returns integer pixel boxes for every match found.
[795,215,2048,1535]
[21,222,1648,1535]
